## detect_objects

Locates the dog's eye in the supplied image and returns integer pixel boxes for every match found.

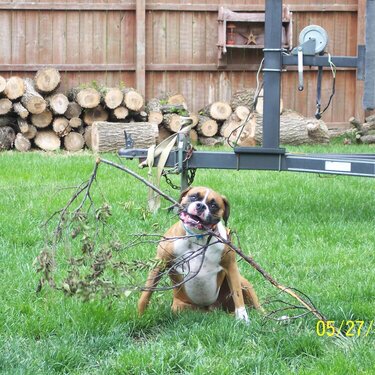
[189,194,198,201]
[209,201,218,209]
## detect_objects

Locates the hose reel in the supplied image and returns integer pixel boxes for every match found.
[291,25,334,119]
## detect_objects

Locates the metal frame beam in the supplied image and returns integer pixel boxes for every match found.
[119,0,375,181]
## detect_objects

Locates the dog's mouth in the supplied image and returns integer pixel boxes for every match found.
[179,211,213,230]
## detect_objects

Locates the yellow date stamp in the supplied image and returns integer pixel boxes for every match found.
[316,320,374,337]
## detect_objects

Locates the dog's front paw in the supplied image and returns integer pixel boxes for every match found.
[235,306,249,324]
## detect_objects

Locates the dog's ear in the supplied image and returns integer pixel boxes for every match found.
[222,195,230,225]
[179,186,192,203]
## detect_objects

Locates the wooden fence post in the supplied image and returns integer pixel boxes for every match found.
[355,0,366,121]
[136,0,146,96]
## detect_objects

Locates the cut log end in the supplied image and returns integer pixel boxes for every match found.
[76,88,101,109]
[0,75,6,94]
[104,88,124,109]
[112,106,129,120]
[34,130,61,151]
[14,133,31,152]
[47,93,69,115]
[148,111,164,125]
[123,89,144,111]
[5,76,25,100]
[0,98,13,115]
[53,117,71,137]
[0,126,16,150]
[34,68,61,93]
[31,109,53,129]
[197,116,218,137]
[64,132,85,151]
[22,78,47,114]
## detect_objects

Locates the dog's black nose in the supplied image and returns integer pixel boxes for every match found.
[196,202,206,212]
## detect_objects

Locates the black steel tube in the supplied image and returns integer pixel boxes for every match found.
[262,0,283,149]
[282,55,359,68]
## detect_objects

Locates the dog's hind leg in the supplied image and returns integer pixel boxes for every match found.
[215,276,264,313]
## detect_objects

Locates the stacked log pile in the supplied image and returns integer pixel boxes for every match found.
[0,69,330,152]
[0,69,156,152]
[349,116,375,144]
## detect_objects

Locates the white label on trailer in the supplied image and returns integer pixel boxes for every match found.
[325,161,352,172]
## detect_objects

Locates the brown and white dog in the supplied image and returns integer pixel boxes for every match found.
[138,186,262,322]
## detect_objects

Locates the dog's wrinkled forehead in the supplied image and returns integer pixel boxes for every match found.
[181,187,224,206]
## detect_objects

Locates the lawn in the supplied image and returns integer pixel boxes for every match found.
[0,144,374,374]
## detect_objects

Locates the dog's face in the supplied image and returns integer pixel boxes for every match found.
[179,187,230,230]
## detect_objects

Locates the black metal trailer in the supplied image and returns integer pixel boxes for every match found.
[120,0,375,188]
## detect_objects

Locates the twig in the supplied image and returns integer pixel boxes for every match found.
[98,158,179,207]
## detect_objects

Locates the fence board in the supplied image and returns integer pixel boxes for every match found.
[0,2,365,125]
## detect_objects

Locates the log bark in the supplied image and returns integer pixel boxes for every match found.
[21,78,47,114]
[84,126,92,149]
[5,76,25,100]
[157,126,173,144]
[359,135,375,144]
[52,117,71,137]
[0,116,17,128]
[197,116,218,137]
[200,101,232,121]
[230,89,255,110]
[220,114,242,137]
[91,121,158,152]
[14,133,31,152]
[31,109,53,128]
[69,117,82,129]
[112,106,129,120]
[254,110,330,145]
[70,87,101,109]
[167,93,187,107]
[123,88,144,111]
[83,105,109,126]
[34,68,61,93]
[0,98,12,115]
[104,87,124,109]
[199,136,224,147]
[34,130,61,151]
[255,92,283,115]
[189,129,198,144]
[64,132,85,151]
[0,75,6,94]
[146,98,162,113]
[17,118,30,133]
[23,125,37,140]
[189,113,199,128]
[146,98,163,125]
[13,102,29,119]
[0,126,15,150]
[47,93,69,115]
[64,102,82,119]
[221,113,256,146]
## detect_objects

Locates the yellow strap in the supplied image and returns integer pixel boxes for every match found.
[144,124,192,212]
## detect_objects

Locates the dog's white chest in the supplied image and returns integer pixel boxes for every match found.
[173,224,227,306]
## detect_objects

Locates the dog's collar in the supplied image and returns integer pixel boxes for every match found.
[182,222,218,240]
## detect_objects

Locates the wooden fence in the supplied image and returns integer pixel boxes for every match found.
[0,1,367,128]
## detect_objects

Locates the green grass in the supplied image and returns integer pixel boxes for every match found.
[0,144,374,374]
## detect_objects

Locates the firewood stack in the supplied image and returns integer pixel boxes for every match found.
[0,69,151,152]
[349,116,375,144]
[0,69,330,152]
